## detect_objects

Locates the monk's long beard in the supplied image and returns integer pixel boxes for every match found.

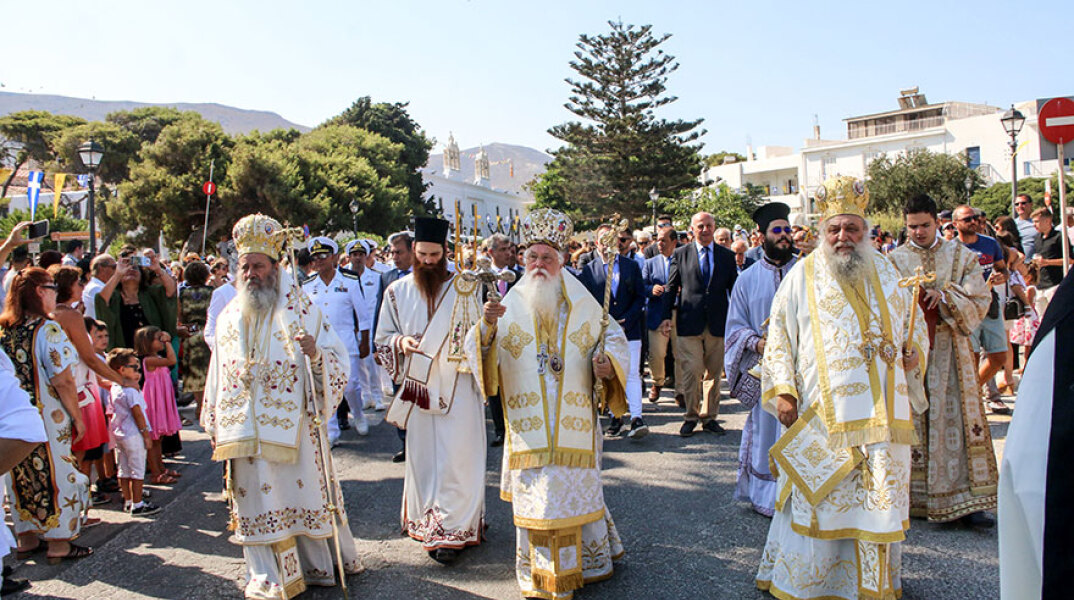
[236,269,279,319]
[820,234,873,285]
[515,269,564,324]
[413,255,450,312]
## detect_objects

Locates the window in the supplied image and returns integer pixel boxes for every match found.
[965,147,981,171]
[822,156,837,178]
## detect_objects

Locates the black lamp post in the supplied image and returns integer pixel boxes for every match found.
[349,198,360,238]
[77,140,104,255]
[964,173,974,202]
[649,187,659,233]
[1000,105,1026,217]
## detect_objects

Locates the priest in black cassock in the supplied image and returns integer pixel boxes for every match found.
[999,269,1074,600]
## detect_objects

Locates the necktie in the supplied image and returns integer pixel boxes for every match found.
[701,246,711,285]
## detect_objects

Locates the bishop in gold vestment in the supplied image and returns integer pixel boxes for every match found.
[756,178,929,600]
[469,209,629,600]
[889,195,997,526]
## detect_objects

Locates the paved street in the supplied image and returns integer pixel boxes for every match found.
[10,384,1007,600]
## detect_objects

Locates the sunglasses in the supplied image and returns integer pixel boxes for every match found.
[770,226,793,235]
[1014,201,1030,206]
[656,223,673,228]
[124,363,141,371]
[956,216,977,223]
[39,283,58,290]
[618,237,632,243]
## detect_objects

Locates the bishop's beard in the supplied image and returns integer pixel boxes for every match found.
[413,252,450,310]
[236,267,279,319]
[819,231,873,285]
[514,268,564,324]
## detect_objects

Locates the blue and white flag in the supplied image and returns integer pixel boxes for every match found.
[77,174,90,188]
[27,170,44,220]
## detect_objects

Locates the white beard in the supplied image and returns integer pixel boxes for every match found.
[819,235,873,285]
[236,269,279,319]
[514,269,564,323]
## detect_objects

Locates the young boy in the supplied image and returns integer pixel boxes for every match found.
[106,348,161,516]
[85,317,119,499]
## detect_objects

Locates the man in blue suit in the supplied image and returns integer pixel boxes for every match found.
[643,225,680,405]
[375,230,414,463]
[578,224,648,439]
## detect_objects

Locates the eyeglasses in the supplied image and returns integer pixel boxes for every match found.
[956,216,977,223]
[770,226,793,235]
[124,363,141,372]
[39,283,58,290]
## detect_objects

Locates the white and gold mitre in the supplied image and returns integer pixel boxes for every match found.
[521,208,573,250]
[815,175,869,221]
[232,213,285,260]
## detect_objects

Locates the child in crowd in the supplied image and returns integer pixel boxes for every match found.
[105,348,160,516]
[134,326,182,485]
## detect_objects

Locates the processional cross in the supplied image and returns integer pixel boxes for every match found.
[897,266,937,349]
[462,255,516,303]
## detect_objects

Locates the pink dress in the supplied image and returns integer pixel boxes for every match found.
[142,358,180,440]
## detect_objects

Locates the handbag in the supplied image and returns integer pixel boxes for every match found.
[986,289,1001,319]
[1003,282,1025,321]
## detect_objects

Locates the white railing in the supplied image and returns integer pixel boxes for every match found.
[848,115,945,139]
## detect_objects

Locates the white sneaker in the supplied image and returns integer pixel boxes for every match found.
[356,418,369,436]
[374,400,386,412]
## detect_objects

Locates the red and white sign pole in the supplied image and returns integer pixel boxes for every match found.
[1039,98,1074,276]
[201,159,215,255]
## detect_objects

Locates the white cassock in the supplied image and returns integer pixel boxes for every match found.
[724,255,797,517]
[0,350,47,565]
[999,274,1074,600]
[374,273,486,550]
[756,249,928,600]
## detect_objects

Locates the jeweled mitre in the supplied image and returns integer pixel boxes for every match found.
[522,208,573,250]
[815,176,869,221]
[233,213,285,260]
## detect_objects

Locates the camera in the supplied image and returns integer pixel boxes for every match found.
[130,256,152,267]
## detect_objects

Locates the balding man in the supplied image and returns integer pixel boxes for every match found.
[660,212,738,437]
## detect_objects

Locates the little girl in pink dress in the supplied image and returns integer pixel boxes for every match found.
[134,326,181,484]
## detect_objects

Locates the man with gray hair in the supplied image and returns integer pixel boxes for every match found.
[82,254,118,319]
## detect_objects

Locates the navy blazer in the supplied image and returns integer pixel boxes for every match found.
[578,254,646,341]
[374,266,409,336]
[663,242,738,337]
[642,253,676,331]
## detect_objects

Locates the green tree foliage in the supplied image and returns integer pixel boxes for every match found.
[703,151,747,168]
[0,110,86,197]
[324,97,432,212]
[0,208,88,253]
[106,106,186,146]
[971,173,1074,219]
[663,183,764,232]
[52,121,141,183]
[865,148,981,214]
[534,20,704,221]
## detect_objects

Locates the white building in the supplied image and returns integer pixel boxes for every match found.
[702,89,1073,219]
[423,134,533,240]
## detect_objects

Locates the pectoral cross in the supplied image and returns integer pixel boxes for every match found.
[898,266,937,347]
[536,344,549,375]
[462,255,516,303]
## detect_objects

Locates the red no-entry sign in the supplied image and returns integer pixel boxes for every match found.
[1039,97,1074,144]
[203,181,216,195]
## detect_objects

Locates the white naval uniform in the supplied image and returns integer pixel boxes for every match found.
[302,269,369,441]
[356,269,383,409]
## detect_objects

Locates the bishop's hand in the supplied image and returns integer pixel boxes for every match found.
[592,352,612,380]
[295,333,317,357]
[400,336,420,355]
[483,300,505,324]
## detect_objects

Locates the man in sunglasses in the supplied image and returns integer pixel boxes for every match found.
[952,205,1010,415]
[579,224,648,439]
[724,202,797,517]
[1013,193,1037,260]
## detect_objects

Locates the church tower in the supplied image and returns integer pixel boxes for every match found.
[474,145,490,188]
[444,133,461,180]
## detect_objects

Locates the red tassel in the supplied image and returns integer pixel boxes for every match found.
[400,380,430,410]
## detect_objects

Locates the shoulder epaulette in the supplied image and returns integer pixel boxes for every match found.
[338,267,361,280]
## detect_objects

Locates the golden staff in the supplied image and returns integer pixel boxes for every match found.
[593,215,629,408]
[275,226,349,598]
[898,265,936,349]
[454,200,462,266]
[471,204,479,262]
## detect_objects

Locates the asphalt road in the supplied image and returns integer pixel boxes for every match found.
[9,383,1007,600]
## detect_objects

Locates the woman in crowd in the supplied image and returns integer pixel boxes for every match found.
[177,261,212,421]
[208,258,230,288]
[0,267,93,564]
[94,248,177,351]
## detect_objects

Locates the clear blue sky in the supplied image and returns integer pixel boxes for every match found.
[8,0,1068,156]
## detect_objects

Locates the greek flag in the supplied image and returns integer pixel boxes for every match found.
[77,174,90,188]
[27,170,44,219]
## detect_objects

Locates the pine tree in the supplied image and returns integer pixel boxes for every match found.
[536,21,705,226]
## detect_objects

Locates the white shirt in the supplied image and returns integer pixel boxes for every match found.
[302,269,368,355]
[357,268,380,330]
[204,282,237,351]
[0,350,47,562]
[82,276,107,320]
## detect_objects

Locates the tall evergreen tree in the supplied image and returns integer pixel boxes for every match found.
[535,21,704,225]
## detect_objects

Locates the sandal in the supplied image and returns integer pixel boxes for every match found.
[15,541,44,560]
[46,543,93,565]
[988,400,1012,415]
[81,517,103,530]
[151,473,178,485]
[165,469,182,478]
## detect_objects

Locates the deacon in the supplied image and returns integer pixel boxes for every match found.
[999,270,1074,599]
[889,194,997,528]
[302,236,371,440]
[468,208,629,599]
[374,217,487,564]
[724,201,797,517]
[755,177,928,600]
[201,214,361,600]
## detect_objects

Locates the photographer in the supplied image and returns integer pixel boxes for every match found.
[94,247,177,350]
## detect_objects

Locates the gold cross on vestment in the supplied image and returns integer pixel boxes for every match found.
[898,266,937,348]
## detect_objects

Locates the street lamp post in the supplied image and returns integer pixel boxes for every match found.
[1000,105,1026,217]
[649,187,659,233]
[964,173,974,202]
[77,140,104,256]
[349,199,360,239]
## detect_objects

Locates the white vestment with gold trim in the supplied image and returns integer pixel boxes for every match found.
[374,273,487,550]
[467,273,629,600]
[756,249,928,600]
